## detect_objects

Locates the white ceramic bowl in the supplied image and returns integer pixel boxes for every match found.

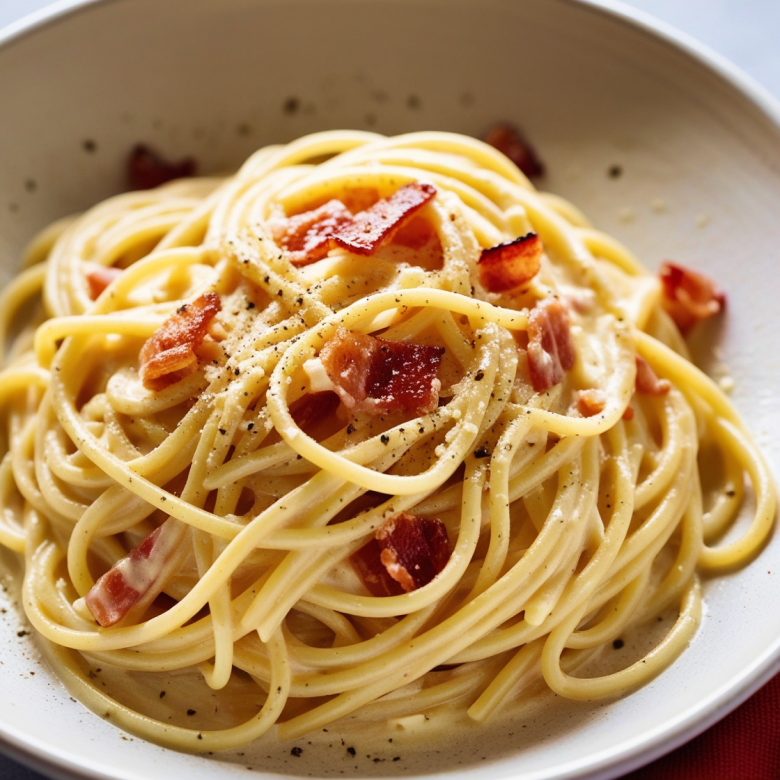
[1,1,779,779]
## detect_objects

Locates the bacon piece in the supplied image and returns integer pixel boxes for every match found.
[269,200,354,266]
[332,182,437,256]
[526,299,575,392]
[484,122,544,178]
[577,389,606,417]
[86,266,123,300]
[635,355,670,396]
[622,404,635,421]
[127,144,196,191]
[478,233,542,293]
[658,261,726,334]
[350,512,452,596]
[319,327,443,416]
[290,391,340,431]
[139,292,221,390]
[84,521,182,627]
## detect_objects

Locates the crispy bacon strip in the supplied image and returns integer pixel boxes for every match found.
[484,122,544,178]
[270,183,437,265]
[268,200,354,266]
[635,355,670,396]
[526,299,575,392]
[478,233,542,293]
[319,327,443,416]
[84,521,183,627]
[86,265,123,300]
[332,182,437,256]
[577,389,606,417]
[658,261,726,334]
[127,144,196,191]
[139,292,221,390]
[350,512,452,596]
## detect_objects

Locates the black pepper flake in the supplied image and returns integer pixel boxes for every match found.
[82,139,97,153]
[277,290,283,297]
[291,747,303,757]
[393,757,401,761]
[197,733,203,740]
[474,447,490,459]
[219,428,227,435]
[726,489,736,498]
[380,434,390,445]
[187,709,196,716]
[474,371,485,381]
[247,302,255,310]
[608,164,623,179]
[247,423,254,430]
[159,691,166,698]
[613,639,624,650]
[284,97,300,114]
[346,424,355,435]
[347,747,356,756]
[16,630,29,638]
[234,368,240,376]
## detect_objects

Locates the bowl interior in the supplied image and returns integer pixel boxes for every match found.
[1,1,780,779]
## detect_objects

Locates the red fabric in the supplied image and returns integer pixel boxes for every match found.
[622,673,780,779]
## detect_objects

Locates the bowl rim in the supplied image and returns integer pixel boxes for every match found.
[0,1,779,779]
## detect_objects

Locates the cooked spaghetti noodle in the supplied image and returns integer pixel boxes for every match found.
[0,130,774,752]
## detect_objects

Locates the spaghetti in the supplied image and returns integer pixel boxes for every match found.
[0,130,774,752]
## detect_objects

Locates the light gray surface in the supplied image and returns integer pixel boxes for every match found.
[0,1,778,779]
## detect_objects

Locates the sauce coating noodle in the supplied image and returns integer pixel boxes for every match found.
[0,130,774,752]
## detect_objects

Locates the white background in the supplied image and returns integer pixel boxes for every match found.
[0,1,778,779]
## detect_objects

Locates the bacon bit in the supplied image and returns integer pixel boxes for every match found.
[127,144,196,191]
[340,186,380,214]
[319,327,443,416]
[635,355,670,396]
[526,299,575,392]
[139,292,221,390]
[84,522,181,627]
[658,261,726,334]
[484,122,544,178]
[350,512,452,596]
[86,266,123,300]
[270,183,437,264]
[333,182,437,256]
[478,233,542,293]
[290,391,340,431]
[269,200,354,266]
[577,389,606,417]
[622,404,635,421]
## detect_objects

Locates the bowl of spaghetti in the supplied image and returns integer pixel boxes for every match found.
[0,1,779,779]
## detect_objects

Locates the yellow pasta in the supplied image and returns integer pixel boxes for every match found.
[0,130,774,753]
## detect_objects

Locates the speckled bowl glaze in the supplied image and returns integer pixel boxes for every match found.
[1,1,779,779]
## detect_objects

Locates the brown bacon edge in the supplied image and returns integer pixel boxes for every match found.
[478,232,542,293]
[139,292,221,390]
[319,327,444,417]
[350,512,452,596]
[271,182,437,265]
